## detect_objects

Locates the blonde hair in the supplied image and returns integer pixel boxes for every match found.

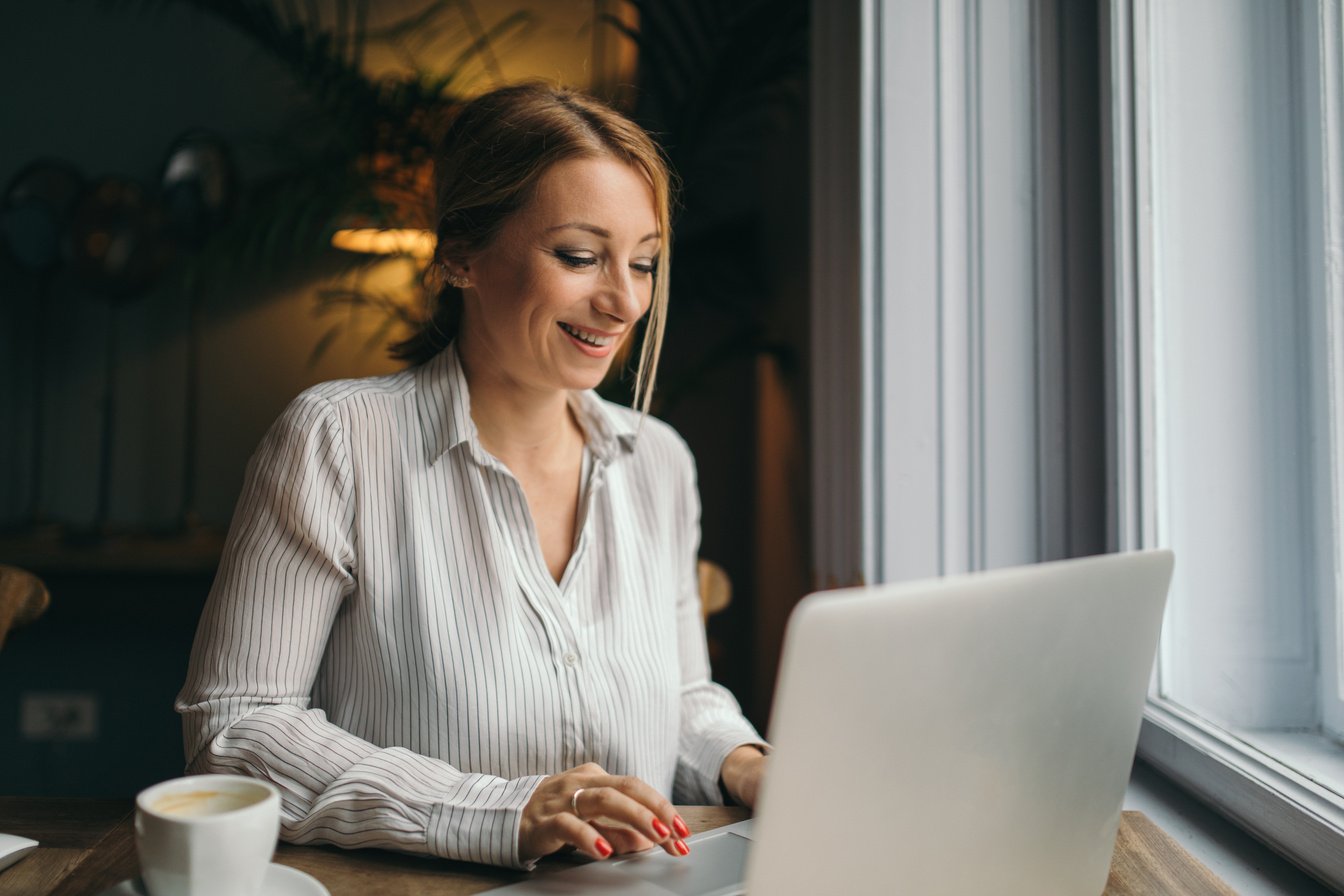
[393,82,674,415]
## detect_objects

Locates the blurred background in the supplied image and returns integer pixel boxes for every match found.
[0,0,811,797]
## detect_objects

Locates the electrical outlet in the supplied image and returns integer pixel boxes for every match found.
[20,692,99,741]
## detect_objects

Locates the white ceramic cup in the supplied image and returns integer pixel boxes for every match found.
[134,774,281,896]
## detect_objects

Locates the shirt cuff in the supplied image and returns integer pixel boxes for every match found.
[426,773,548,870]
[677,722,770,805]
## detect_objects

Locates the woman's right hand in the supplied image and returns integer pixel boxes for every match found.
[518,762,692,863]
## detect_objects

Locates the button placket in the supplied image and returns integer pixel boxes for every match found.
[558,457,609,600]
[471,450,588,765]
[475,423,614,765]
[560,638,587,759]
[562,454,612,761]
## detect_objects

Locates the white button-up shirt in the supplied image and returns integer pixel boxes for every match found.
[176,343,763,869]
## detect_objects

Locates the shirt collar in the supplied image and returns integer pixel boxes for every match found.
[414,342,475,464]
[415,342,639,465]
[567,389,640,462]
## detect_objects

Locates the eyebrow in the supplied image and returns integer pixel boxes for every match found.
[546,222,661,243]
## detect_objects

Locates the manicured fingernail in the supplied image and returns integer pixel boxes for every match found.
[595,838,612,858]
[652,818,671,838]
[675,839,690,856]
[672,815,690,838]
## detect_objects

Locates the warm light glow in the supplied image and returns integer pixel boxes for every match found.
[331,228,435,260]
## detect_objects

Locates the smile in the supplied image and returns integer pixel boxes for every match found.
[558,322,617,347]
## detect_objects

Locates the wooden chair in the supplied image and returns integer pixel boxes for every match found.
[0,564,50,650]
[697,559,732,621]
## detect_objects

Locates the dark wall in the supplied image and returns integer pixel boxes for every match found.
[626,0,811,725]
[0,573,209,796]
[0,1,811,794]
[0,3,411,532]
[0,1,302,797]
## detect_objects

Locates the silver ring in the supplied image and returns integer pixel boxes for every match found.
[571,788,586,819]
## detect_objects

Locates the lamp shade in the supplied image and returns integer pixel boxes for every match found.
[331,227,435,260]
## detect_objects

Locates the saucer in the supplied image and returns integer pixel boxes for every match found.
[95,862,329,896]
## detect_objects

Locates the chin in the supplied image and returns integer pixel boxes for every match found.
[561,367,613,392]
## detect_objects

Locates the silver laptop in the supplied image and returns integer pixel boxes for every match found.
[493,550,1174,895]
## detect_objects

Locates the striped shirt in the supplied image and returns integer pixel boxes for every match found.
[175,343,764,869]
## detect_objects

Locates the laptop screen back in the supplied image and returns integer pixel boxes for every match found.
[746,550,1173,895]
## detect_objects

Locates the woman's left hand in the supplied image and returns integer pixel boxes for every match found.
[719,745,768,808]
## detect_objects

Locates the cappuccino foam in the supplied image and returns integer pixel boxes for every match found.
[150,788,265,818]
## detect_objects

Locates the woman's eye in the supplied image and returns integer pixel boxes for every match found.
[632,260,657,275]
[554,250,597,268]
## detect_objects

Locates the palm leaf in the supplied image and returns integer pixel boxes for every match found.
[91,0,531,357]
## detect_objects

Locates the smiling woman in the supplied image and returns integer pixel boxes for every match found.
[174,82,768,872]
[391,83,675,417]
[450,157,661,587]
[451,156,660,399]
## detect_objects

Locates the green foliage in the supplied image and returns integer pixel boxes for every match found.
[95,0,532,343]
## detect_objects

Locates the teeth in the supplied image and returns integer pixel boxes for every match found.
[560,322,615,347]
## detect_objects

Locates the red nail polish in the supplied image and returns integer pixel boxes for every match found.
[652,818,671,838]
[672,815,690,838]
[675,840,690,856]
[595,838,613,858]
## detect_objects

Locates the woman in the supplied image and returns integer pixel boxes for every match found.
[176,83,768,870]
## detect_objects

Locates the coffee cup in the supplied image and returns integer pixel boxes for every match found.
[134,774,281,896]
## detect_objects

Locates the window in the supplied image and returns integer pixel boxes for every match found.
[1109,0,1344,884]
[814,0,1344,888]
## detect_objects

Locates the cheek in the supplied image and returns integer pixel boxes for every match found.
[482,267,551,332]
[528,270,588,321]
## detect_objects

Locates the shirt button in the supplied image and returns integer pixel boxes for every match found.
[564,652,579,667]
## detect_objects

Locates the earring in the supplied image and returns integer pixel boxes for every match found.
[444,267,471,289]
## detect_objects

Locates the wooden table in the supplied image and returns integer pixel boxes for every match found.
[0,798,1236,895]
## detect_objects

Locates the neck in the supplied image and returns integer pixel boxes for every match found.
[456,337,583,467]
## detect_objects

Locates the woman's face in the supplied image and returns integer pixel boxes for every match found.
[457,155,660,396]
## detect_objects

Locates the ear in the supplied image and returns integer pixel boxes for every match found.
[436,242,473,289]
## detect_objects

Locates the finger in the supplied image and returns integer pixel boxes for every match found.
[593,823,654,856]
[577,789,682,859]
[553,812,613,861]
[609,775,682,840]
[549,765,610,815]
[579,783,680,853]
[597,819,680,857]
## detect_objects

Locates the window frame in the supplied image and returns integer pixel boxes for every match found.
[813,0,1344,886]
[1307,0,1344,743]
[1105,0,1344,886]
[810,0,1078,591]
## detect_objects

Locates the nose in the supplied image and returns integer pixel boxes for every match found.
[595,262,647,324]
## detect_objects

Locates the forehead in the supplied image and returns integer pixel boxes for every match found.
[522,156,660,236]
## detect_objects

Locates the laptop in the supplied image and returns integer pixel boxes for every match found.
[493,549,1174,895]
